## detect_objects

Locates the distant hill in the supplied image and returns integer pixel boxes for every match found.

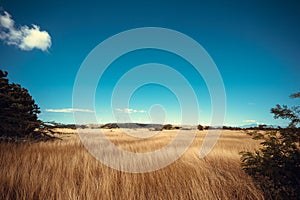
[239,124,258,129]
[239,124,282,129]
[100,123,163,130]
[89,123,196,130]
[48,122,283,130]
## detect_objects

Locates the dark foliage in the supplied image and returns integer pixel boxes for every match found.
[197,124,204,131]
[240,92,300,199]
[162,124,173,130]
[101,123,120,129]
[222,126,242,130]
[0,70,55,142]
[161,124,180,130]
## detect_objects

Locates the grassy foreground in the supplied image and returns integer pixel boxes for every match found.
[0,129,264,200]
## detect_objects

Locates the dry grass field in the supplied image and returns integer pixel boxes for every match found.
[0,129,264,200]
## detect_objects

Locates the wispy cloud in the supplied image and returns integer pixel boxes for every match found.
[242,119,258,123]
[45,108,94,113]
[0,11,51,51]
[115,108,146,114]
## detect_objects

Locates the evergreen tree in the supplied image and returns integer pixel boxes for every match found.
[0,69,45,141]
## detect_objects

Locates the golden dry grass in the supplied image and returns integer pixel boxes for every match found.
[0,129,264,200]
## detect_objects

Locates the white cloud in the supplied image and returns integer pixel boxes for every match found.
[45,108,94,113]
[242,119,257,123]
[0,11,14,29]
[115,108,146,114]
[0,11,51,51]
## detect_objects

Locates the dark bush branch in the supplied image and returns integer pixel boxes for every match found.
[240,93,300,199]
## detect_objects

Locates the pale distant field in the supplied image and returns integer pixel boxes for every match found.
[0,129,264,200]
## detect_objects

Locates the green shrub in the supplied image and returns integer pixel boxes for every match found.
[197,124,204,131]
[240,93,300,199]
[162,124,175,130]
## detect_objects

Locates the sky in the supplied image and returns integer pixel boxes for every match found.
[0,0,299,126]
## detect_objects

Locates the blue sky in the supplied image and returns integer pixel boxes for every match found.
[0,0,299,126]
